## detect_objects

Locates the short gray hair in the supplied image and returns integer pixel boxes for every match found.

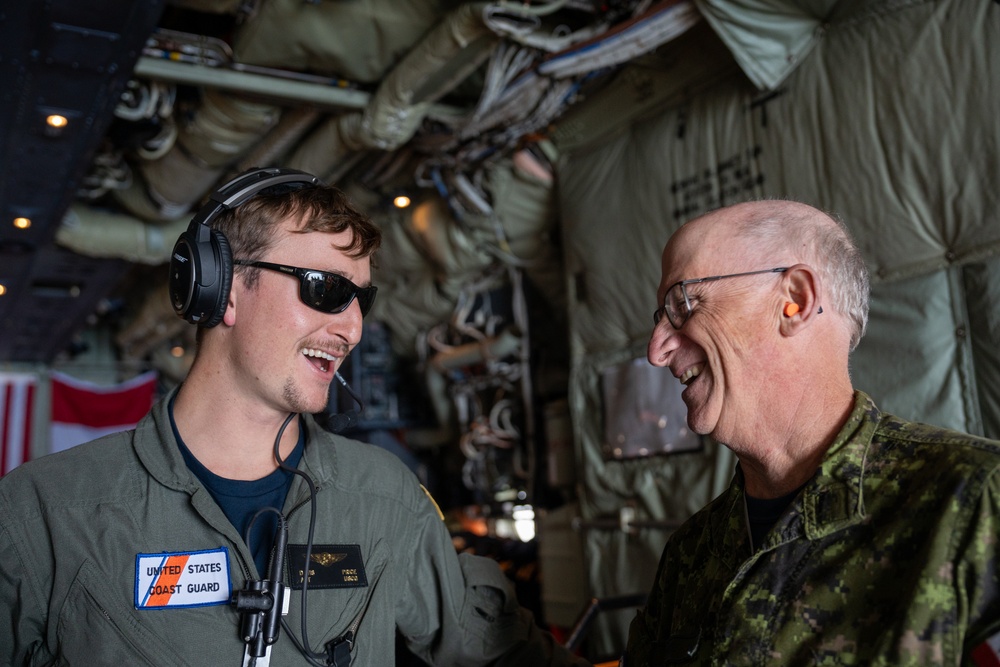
[736,201,870,351]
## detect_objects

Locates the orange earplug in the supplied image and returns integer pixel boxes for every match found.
[783,303,800,317]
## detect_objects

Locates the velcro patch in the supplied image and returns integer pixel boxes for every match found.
[287,544,367,590]
[135,547,231,610]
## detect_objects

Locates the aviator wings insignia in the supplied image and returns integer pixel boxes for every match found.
[311,552,348,567]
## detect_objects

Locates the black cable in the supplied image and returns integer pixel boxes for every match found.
[280,617,327,667]
[272,412,328,666]
[244,506,284,549]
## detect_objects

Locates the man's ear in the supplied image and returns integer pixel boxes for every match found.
[222,280,237,327]
[778,263,820,336]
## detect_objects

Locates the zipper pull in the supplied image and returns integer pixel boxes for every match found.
[324,630,353,666]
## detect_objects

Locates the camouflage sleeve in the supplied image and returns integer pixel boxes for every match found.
[962,464,1000,657]
[624,539,673,666]
[624,604,656,665]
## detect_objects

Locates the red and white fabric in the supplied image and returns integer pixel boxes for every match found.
[49,370,158,455]
[0,372,37,477]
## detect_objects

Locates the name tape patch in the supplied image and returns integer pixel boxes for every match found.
[287,544,367,590]
[135,547,231,610]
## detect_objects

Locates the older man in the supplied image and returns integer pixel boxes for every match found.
[625,200,1000,665]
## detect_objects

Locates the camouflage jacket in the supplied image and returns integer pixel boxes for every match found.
[625,391,1000,666]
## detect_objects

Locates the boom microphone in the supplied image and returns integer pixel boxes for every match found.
[321,372,364,433]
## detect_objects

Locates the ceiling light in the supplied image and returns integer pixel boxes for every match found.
[40,110,74,137]
[393,195,411,209]
[0,284,6,296]
[13,217,31,229]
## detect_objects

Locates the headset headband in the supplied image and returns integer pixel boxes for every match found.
[189,167,321,228]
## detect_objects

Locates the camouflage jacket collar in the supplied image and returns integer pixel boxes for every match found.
[709,391,880,565]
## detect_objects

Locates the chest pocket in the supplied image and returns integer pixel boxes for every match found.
[282,540,390,650]
[55,560,193,666]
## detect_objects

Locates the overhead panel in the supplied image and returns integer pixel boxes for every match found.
[0,0,166,363]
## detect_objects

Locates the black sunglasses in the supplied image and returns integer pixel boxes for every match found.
[233,260,377,317]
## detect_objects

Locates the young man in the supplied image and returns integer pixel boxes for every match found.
[626,199,1000,665]
[0,168,588,666]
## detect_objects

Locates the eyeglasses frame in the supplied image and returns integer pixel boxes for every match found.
[653,267,789,329]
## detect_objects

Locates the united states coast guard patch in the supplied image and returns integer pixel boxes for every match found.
[135,547,231,609]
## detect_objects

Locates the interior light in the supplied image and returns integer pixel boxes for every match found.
[13,217,31,229]
[46,114,68,129]
[171,345,185,358]
[393,195,411,209]
[0,284,6,296]
[512,504,536,542]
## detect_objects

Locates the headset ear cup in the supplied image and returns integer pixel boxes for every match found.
[201,229,233,328]
[169,230,196,322]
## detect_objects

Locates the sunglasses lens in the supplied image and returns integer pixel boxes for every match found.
[301,271,353,313]
[356,286,377,316]
[301,271,376,316]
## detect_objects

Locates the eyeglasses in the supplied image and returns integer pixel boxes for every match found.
[234,260,377,317]
[653,267,788,329]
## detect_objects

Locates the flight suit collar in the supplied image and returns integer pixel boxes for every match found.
[133,386,338,493]
[133,386,201,493]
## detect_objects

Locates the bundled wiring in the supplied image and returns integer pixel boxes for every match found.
[537,0,700,78]
[492,0,574,17]
[469,42,540,126]
[420,0,699,168]
[115,79,176,122]
[143,28,234,67]
[77,152,134,200]
[484,6,609,52]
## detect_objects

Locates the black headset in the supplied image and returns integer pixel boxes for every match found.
[169,167,321,327]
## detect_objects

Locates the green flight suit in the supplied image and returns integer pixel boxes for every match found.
[625,391,1000,666]
[0,388,587,666]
